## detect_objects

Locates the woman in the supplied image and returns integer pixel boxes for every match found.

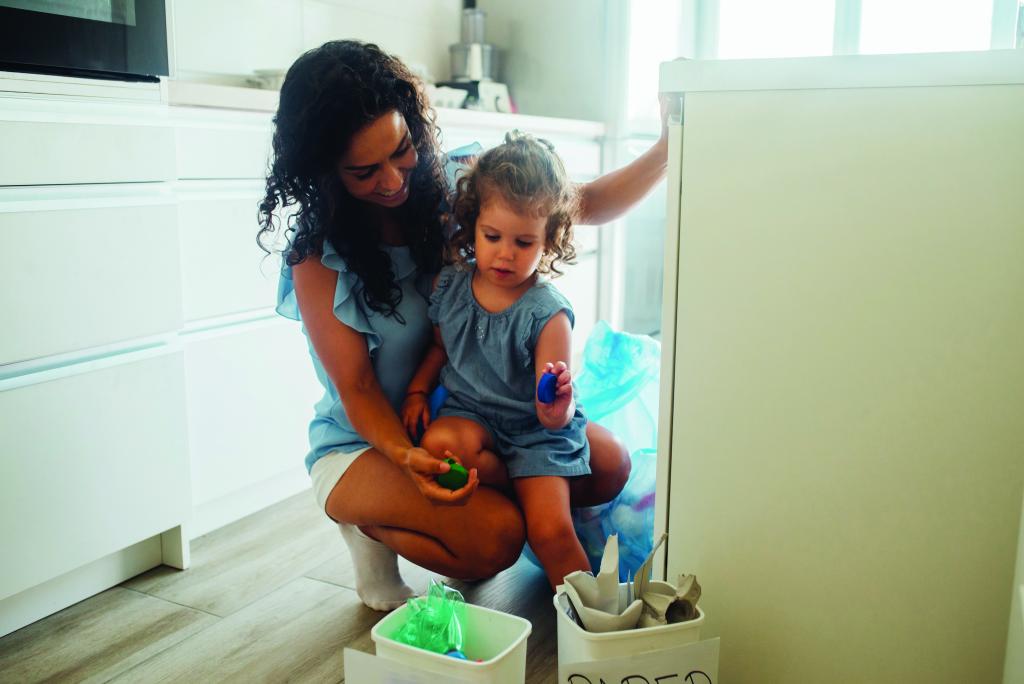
[258,40,669,610]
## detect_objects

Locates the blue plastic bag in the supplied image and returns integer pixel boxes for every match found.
[523,321,662,581]
[575,320,661,458]
[601,448,657,579]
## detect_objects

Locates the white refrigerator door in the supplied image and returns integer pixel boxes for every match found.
[659,55,1024,683]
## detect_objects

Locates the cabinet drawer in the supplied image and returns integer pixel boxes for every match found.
[175,124,273,180]
[0,120,174,186]
[552,253,599,359]
[183,321,323,507]
[546,135,602,180]
[0,196,183,365]
[178,185,280,321]
[0,352,189,600]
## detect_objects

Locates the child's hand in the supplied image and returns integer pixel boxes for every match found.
[401,391,431,438]
[538,361,574,430]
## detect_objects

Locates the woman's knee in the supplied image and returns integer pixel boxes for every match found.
[448,493,525,579]
[586,424,631,502]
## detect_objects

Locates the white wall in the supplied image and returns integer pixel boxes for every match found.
[171,0,462,85]
[477,0,609,121]
[172,0,612,120]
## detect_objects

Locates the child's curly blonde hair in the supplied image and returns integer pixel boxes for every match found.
[449,130,579,276]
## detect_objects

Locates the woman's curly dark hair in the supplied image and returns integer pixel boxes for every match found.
[450,130,578,277]
[257,40,448,317]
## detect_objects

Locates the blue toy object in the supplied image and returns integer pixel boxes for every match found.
[428,385,449,420]
[445,650,468,660]
[536,371,558,403]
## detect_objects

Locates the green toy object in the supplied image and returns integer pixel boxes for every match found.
[437,457,469,490]
[394,579,467,656]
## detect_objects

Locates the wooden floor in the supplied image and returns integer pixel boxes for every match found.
[0,491,558,683]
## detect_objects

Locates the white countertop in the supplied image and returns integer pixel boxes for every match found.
[165,80,605,139]
[165,80,280,111]
[660,49,1024,94]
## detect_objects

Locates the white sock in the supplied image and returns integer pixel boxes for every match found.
[337,522,415,611]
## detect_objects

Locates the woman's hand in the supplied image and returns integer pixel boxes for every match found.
[538,361,574,430]
[401,391,431,438]
[399,446,479,505]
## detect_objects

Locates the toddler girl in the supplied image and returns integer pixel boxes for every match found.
[402,130,593,589]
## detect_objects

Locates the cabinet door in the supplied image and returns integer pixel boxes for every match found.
[0,189,182,365]
[183,320,323,524]
[177,182,281,322]
[0,351,189,601]
[0,120,173,185]
[552,254,598,361]
[174,109,273,180]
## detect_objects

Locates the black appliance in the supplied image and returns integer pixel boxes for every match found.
[0,0,168,82]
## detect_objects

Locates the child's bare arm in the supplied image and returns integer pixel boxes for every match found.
[401,275,448,437]
[401,325,447,436]
[534,311,575,430]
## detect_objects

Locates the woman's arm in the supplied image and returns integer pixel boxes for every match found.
[534,311,575,430]
[292,257,477,504]
[575,96,672,226]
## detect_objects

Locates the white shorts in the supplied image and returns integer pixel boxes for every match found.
[309,446,373,514]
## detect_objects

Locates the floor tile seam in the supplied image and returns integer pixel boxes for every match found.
[81,611,222,684]
[302,576,359,596]
[118,585,224,619]
[121,561,341,618]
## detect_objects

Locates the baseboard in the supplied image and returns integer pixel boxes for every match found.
[0,535,163,638]
[190,465,311,539]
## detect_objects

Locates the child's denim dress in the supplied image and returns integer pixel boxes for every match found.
[427,265,590,479]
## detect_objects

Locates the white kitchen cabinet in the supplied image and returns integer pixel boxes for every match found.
[0,188,182,365]
[167,103,312,535]
[0,77,189,637]
[0,351,190,633]
[657,50,1024,683]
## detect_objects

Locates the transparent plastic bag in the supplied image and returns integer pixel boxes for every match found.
[394,579,467,655]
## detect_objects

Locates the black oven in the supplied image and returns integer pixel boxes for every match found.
[0,1,168,82]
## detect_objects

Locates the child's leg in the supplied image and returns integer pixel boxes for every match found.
[513,476,590,589]
[421,416,509,489]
